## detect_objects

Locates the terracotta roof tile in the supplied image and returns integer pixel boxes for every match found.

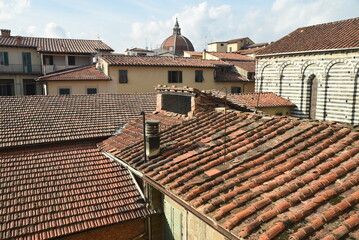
[228,92,296,108]
[0,93,156,149]
[224,60,255,72]
[0,36,113,53]
[258,17,359,55]
[100,110,359,239]
[215,71,248,82]
[207,52,254,61]
[37,65,111,81]
[0,141,152,239]
[102,54,228,68]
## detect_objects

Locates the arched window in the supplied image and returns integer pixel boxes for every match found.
[308,74,318,119]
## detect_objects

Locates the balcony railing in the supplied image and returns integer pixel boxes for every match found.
[0,64,42,74]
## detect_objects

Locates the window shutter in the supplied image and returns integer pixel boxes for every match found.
[168,71,172,83]
[179,71,182,83]
[4,52,9,66]
[50,56,53,65]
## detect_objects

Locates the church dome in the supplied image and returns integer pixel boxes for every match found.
[160,19,194,56]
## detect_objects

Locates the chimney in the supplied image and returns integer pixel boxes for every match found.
[15,36,22,45]
[145,120,160,158]
[1,29,11,37]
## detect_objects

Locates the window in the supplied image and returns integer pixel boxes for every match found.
[0,52,9,66]
[247,72,255,80]
[220,43,224,46]
[0,79,14,96]
[43,55,54,65]
[22,52,32,72]
[59,88,70,95]
[119,70,128,83]
[164,199,183,240]
[229,47,232,52]
[68,56,76,66]
[87,88,97,94]
[231,87,242,94]
[275,113,283,116]
[168,71,182,83]
[195,70,203,82]
[23,79,36,95]
[308,74,318,119]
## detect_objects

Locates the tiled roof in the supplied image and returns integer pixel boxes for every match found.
[207,52,254,61]
[227,37,249,43]
[183,51,203,56]
[236,46,267,55]
[102,54,229,68]
[215,71,248,82]
[100,110,359,240]
[0,93,156,149]
[37,65,111,81]
[229,92,296,108]
[0,36,113,54]
[0,140,152,239]
[258,17,359,55]
[225,60,255,72]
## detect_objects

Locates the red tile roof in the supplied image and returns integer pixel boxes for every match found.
[215,71,249,82]
[258,17,359,55]
[102,54,229,68]
[207,52,254,61]
[99,110,359,240]
[229,92,295,108]
[0,36,113,54]
[37,65,111,81]
[183,51,203,56]
[0,93,156,149]
[224,60,255,72]
[0,140,152,239]
[236,46,267,55]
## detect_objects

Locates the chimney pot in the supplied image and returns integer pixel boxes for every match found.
[15,36,22,45]
[1,29,11,37]
[145,120,160,158]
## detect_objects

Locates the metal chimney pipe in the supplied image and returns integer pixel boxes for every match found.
[145,120,160,158]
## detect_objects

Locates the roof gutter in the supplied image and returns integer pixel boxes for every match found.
[257,46,359,57]
[101,150,240,240]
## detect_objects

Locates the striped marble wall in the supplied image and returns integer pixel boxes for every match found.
[256,52,359,124]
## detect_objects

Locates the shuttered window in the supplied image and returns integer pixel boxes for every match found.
[0,52,9,66]
[195,70,203,82]
[164,199,183,240]
[168,71,182,83]
[119,70,128,83]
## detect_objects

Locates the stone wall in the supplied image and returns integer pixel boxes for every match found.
[256,51,359,124]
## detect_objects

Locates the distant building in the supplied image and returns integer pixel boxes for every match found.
[207,37,255,53]
[160,18,194,56]
[39,54,255,94]
[125,47,155,56]
[256,17,359,124]
[0,29,113,96]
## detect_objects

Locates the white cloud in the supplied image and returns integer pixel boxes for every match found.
[0,0,30,21]
[44,22,68,38]
[129,1,236,51]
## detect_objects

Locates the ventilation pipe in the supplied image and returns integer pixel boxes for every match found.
[145,120,160,158]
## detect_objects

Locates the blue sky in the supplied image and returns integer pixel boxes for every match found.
[1,0,358,52]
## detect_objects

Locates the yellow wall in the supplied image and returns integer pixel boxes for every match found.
[45,81,115,95]
[259,106,292,116]
[0,46,41,65]
[164,196,227,240]
[107,65,249,93]
[207,43,227,53]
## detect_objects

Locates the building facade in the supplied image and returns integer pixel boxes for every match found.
[0,29,113,96]
[256,17,359,124]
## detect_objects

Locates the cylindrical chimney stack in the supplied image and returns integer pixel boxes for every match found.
[145,120,160,158]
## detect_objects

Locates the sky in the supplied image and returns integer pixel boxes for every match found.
[1,0,358,53]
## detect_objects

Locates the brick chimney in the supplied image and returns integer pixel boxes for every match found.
[1,29,11,37]
[145,120,160,158]
[15,36,22,45]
